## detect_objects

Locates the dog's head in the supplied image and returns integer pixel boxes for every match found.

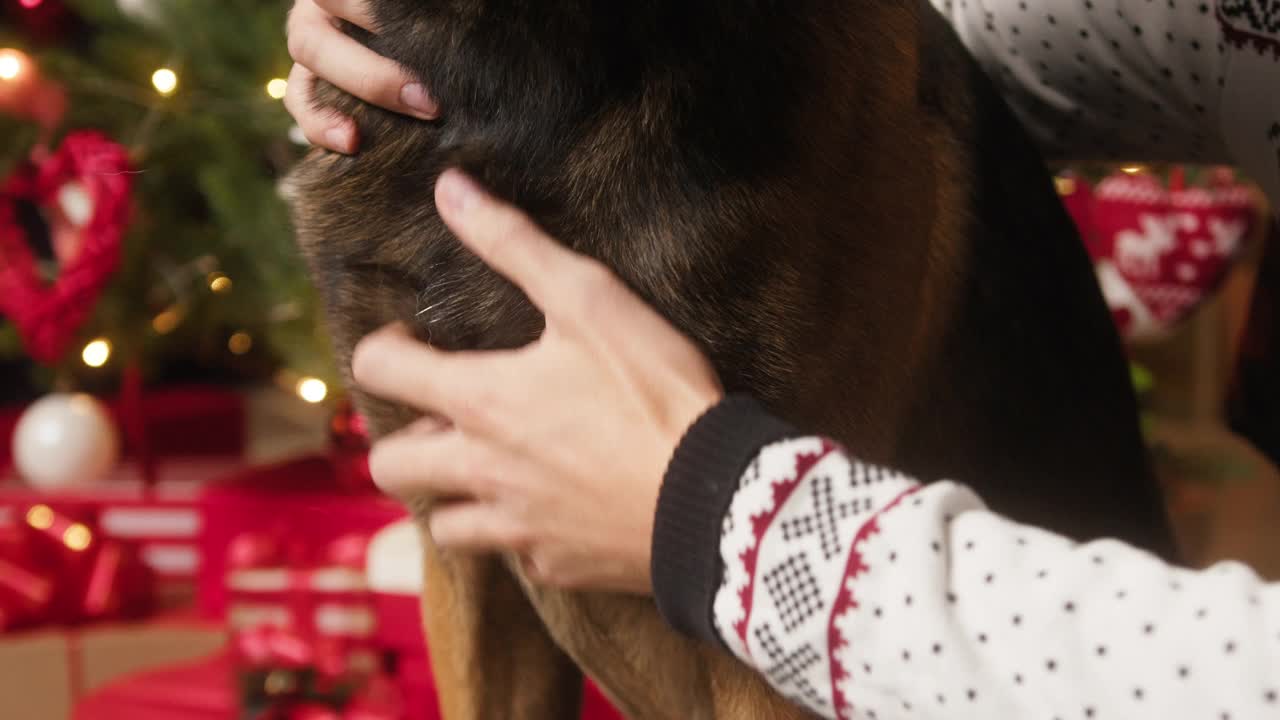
[285,0,865,440]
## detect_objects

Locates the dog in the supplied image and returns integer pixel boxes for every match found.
[285,1,1178,717]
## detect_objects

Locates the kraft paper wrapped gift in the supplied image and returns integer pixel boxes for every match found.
[0,611,226,720]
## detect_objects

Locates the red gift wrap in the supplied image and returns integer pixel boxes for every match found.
[66,420,628,720]
[226,530,380,669]
[0,501,152,632]
[0,457,241,596]
[198,455,406,619]
[225,524,406,720]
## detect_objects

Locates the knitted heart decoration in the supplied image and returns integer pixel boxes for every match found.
[1061,170,1260,342]
[0,131,133,364]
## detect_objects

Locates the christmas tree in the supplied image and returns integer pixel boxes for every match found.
[0,0,335,403]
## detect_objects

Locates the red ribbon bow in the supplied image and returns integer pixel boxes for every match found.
[229,529,392,718]
[227,529,376,658]
[235,624,349,679]
[0,503,152,631]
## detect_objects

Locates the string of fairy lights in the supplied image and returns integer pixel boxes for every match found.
[1,3,331,405]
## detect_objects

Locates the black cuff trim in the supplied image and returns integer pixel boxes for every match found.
[651,393,800,646]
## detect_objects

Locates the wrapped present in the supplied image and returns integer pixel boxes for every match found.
[0,457,243,601]
[364,520,626,720]
[212,446,404,719]
[73,651,239,720]
[194,413,625,720]
[12,610,225,720]
[0,501,152,632]
[0,629,77,719]
[71,515,627,720]
[226,531,380,667]
[233,625,400,720]
[199,454,406,619]
[226,527,402,720]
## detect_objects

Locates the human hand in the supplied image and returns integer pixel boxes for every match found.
[284,0,438,153]
[352,170,724,594]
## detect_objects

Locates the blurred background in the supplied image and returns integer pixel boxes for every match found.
[0,0,336,408]
[0,1,1276,719]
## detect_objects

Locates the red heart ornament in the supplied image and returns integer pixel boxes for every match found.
[0,131,133,364]
[1064,169,1260,343]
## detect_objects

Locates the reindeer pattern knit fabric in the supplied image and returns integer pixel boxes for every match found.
[648,3,1280,719]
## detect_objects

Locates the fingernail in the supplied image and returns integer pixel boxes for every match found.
[324,125,354,153]
[401,83,439,118]
[437,170,481,215]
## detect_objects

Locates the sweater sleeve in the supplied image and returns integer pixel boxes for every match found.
[652,397,1280,720]
[927,0,1232,165]
[926,0,1280,206]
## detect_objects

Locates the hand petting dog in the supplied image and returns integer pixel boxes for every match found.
[285,0,438,152]
[352,169,724,594]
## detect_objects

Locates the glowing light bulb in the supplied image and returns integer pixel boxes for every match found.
[20,0,44,8]
[265,669,297,696]
[152,68,178,95]
[1121,165,1144,175]
[266,78,288,99]
[152,308,181,334]
[82,339,112,368]
[26,505,54,530]
[208,273,232,293]
[296,377,328,404]
[63,523,92,552]
[0,49,26,82]
[228,332,253,355]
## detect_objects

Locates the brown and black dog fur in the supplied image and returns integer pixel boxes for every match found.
[285,1,1179,718]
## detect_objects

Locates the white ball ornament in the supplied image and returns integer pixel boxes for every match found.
[365,519,424,596]
[12,394,121,490]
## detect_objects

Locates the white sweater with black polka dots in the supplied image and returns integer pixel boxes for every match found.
[649,3,1280,719]
[654,399,1280,720]
[933,0,1280,203]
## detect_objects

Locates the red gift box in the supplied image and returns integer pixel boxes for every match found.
[199,452,628,720]
[364,520,626,720]
[0,457,243,600]
[0,609,227,719]
[208,457,411,718]
[226,530,384,685]
[198,454,407,620]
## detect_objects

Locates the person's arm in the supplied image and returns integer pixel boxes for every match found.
[653,395,1280,720]
[288,0,1280,205]
[928,0,1233,166]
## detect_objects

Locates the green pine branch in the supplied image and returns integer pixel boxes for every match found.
[1,0,338,397]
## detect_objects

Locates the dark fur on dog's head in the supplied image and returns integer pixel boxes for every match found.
[286,1,906,442]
